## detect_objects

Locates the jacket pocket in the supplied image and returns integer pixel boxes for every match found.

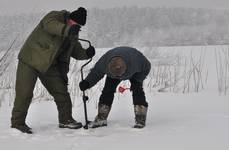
[36,41,50,49]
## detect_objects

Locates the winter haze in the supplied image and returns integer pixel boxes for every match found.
[1,0,229,14]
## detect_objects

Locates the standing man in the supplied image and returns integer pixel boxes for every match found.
[11,7,95,134]
[79,47,151,128]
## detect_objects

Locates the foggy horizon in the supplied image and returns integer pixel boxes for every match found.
[0,0,229,14]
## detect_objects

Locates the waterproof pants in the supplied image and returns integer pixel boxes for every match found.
[11,61,72,125]
[99,77,148,107]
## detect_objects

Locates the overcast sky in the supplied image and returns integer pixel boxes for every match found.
[1,0,229,14]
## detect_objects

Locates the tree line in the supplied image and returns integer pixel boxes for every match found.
[86,7,229,47]
[1,7,229,49]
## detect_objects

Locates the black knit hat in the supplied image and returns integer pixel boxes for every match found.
[70,7,87,26]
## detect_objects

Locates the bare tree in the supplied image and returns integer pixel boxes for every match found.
[215,46,229,95]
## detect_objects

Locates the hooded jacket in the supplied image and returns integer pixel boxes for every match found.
[18,10,89,74]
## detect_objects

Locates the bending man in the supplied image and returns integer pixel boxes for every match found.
[79,47,151,128]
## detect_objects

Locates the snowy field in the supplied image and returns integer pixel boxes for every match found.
[0,92,229,150]
[0,46,229,150]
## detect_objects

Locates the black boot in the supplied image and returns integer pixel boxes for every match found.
[59,118,82,129]
[134,105,148,129]
[89,104,111,128]
[11,123,33,134]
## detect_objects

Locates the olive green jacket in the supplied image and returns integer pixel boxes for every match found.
[18,10,89,74]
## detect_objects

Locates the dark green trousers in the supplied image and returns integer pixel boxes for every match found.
[11,61,73,125]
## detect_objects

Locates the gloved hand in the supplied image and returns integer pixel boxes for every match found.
[68,24,81,37]
[86,46,95,58]
[79,80,90,91]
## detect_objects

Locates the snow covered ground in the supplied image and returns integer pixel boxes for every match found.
[0,91,229,150]
[0,45,229,150]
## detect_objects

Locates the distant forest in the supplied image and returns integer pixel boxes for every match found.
[87,7,229,47]
[1,7,229,49]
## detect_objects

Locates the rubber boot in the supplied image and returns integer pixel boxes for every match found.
[89,104,111,128]
[134,105,148,128]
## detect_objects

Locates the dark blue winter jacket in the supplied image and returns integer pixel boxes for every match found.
[85,47,151,88]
